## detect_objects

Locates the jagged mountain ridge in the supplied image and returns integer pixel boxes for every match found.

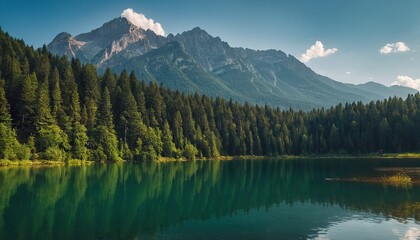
[48,17,418,110]
[48,17,166,65]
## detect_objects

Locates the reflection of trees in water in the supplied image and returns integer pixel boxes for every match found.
[0,159,419,239]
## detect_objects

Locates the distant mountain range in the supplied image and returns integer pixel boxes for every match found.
[48,17,417,110]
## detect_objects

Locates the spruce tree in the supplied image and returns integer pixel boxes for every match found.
[115,73,146,150]
[17,73,38,140]
[91,87,121,162]
[61,65,76,115]
[0,79,11,125]
[34,78,69,160]
[172,110,184,148]
[0,79,29,160]
[97,87,114,129]
[50,67,68,129]
[81,64,100,128]
[68,83,88,160]
[162,120,178,157]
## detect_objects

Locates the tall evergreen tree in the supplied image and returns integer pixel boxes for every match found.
[50,67,68,129]
[34,78,69,160]
[68,83,88,160]
[172,110,184,148]
[81,64,99,128]
[91,87,121,162]
[162,120,178,157]
[115,72,146,151]
[0,79,28,160]
[0,79,11,125]
[17,73,38,140]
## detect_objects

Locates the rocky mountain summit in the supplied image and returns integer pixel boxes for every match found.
[48,16,417,110]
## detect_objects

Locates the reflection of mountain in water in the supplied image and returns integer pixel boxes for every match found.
[0,159,420,239]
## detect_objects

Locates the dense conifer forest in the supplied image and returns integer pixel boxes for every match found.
[0,29,419,161]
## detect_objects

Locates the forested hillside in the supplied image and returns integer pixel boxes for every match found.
[1,29,420,161]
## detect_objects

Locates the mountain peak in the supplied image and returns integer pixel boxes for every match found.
[53,32,72,41]
[190,27,211,36]
[176,27,217,43]
[76,17,136,42]
[191,26,204,32]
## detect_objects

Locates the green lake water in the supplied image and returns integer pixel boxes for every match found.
[0,158,420,239]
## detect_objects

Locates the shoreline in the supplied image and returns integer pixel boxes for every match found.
[1,153,420,168]
[0,159,95,167]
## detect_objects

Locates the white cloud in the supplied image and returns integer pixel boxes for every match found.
[300,41,338,63]
[379,42,410,54]
[380,44,393,54]
[121,8,165,36]
[395,42,410,52]
[391,75,420,90]
[346,71,351,75]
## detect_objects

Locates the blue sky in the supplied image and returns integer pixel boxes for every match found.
[1,0,420,89]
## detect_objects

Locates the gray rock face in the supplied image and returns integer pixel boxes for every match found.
[48,18,418,110]
[48,17,166,66]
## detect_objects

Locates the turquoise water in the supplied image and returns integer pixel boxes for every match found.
[0,158,419,239]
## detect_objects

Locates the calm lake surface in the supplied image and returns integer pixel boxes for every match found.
[1,158,420,240]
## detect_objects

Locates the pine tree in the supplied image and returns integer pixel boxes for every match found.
[35,54,50,82]
[139,127,163,161]
[101,68,116,96]
[206,130,220,157]
[379,117,391,151]
[91,87,121,162]
[329,123,339,151]
[81,64,100,128]
[50,67,68,129]
[172,110,184,148]
[34,78,69,160]
[61,65,77,115]
[115,74,146,150]
[0,79,11,125]
[183,140,198,160]
[35,79,55,128]
[97,87,114,129]
[68,83,88,160]
[0,79,29,160]
[17,73,38,140]
[146,82,165,127]
[162,121,178,157]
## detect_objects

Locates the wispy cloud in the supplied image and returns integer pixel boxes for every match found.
[121,8,165,36]
[391,75,420,90]
[379,42,409,54]
[300,41,337,63]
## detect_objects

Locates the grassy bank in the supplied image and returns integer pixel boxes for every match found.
[0,159,95,167]
[156,155,299,162]
[2,152,420,167]
[326,172,413,188]
[381,153,420,158]
[204,153,420,160]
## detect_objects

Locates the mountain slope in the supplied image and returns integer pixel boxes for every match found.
[48,19,418,110]
[114,41,244,101]
[354,81,417,99]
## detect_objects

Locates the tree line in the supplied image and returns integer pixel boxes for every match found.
[0,29,419,161]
